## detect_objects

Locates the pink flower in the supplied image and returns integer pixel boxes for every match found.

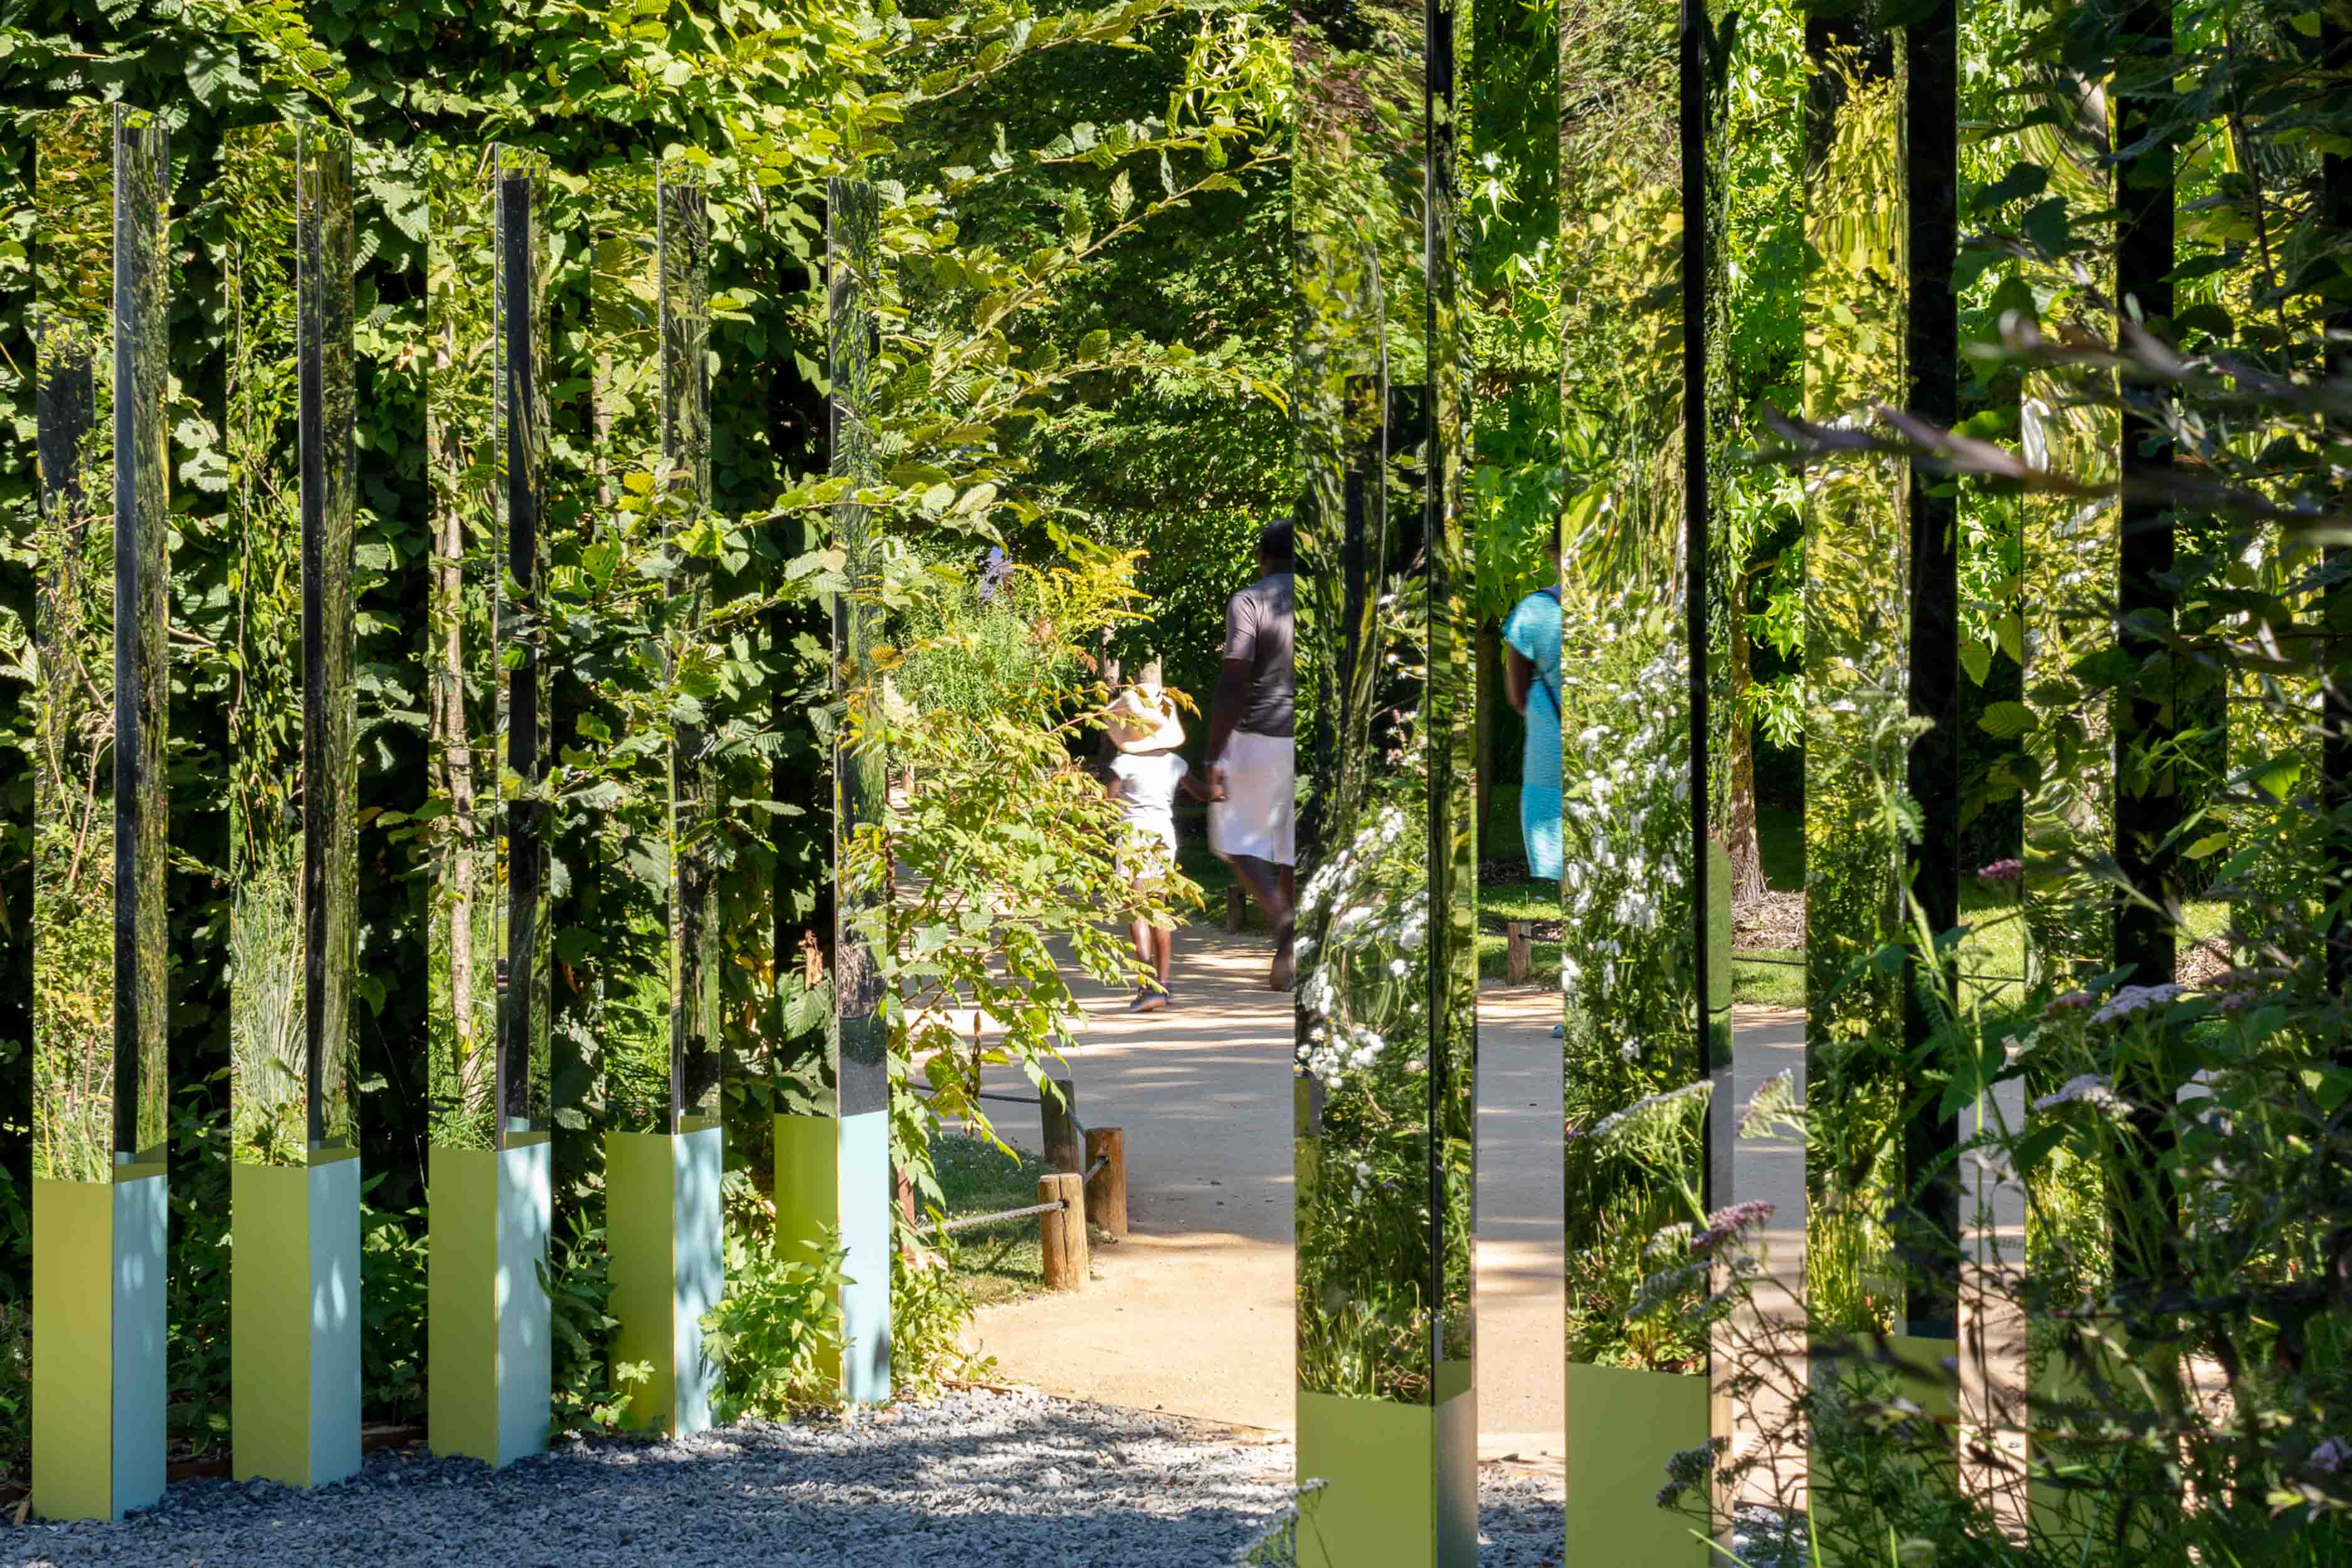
[1974,857,2023,884]
[2040,990,2098,1022]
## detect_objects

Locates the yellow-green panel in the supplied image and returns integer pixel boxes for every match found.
[1887,1333,1959,1429]
[233,1162,314,1485]
[607,1131,675,1430]
[773,1113,842,1394]
[1296,1391,1435,1568]
[1564,1362,1710,1567]
[428,1144,501,1462]
[32,1179,112,1522]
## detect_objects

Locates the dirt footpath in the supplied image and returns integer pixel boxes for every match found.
[958,933,1573,1465]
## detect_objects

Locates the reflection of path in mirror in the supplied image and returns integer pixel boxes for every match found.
[948,935,1571,1469]
[1719,1009,2031,1527]
[1723,1006,1809,1512]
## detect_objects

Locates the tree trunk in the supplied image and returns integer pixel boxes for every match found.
[1724,567,1770,901]
[1475,619,1500,859]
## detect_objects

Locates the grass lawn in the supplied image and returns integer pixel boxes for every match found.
[928,1130,1101,1305]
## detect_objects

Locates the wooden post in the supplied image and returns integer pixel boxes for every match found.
[1040,1073,1081,1174]
[1037,1173,1088,1291]
[1225,883,1247,932]
[1505,921,1531,985]
[1084,1127,1128,1240]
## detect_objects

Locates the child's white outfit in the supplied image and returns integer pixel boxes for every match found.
[1110,748,1188,887]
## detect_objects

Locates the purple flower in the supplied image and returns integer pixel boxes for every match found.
[1974,857,2023,884]
[977,546,1012,603]
[2311,1437,2350,1475]
[1695,1200,1776,1256]
[2040,990,2097,1022]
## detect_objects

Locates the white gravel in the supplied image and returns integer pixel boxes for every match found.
[3,1391,1569,1567]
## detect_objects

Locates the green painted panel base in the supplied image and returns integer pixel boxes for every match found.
[1564,1363,1710,1567]
[1887,1333,1959,1431]
[428,1141,551,1467]
[775,1111,892,1404]
[32,1175,167,1521]
[1297,1389,1477,1568]
[608,1128,723,1435]
[233,1158,362,1487]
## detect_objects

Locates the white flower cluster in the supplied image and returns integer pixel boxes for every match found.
[1581,1078,1712,1146]
[2032,1073,2129,1117]
[2090,982,2185,1026]
[1294,798,1434,1093]
[1556,642,1691,1019]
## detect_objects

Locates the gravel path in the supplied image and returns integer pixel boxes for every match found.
[3,1392,1567,1568]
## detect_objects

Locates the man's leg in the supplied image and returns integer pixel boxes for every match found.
[1229,853,1296,988]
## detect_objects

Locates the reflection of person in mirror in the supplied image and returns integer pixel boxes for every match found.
[1503,532,1562,885]
[1205,516,1296,990]
[1105,662,1209,1013]
[1505,534,1564,1035]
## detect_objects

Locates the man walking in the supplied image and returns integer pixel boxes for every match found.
[1205,518,1296,990]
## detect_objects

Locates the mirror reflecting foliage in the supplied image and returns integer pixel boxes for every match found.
[221,122,359,1167]
[826,175,886,1123]
[31,105,170,1184]
[1291,0,1475,1408]
[590,165,721,1136]
[1555,0,1711,1379]
[1801,33,1908,1336]
[426,146,551,1149]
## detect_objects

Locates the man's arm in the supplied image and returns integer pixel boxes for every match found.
[1503,645,1534,716]
[1204,657,1254,799]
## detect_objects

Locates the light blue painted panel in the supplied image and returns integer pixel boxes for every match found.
[1434,1388,1476,1568]
[495,1141,553,1465]
[309,1157,363,1485]
[110,1173,167,1517]
[838,1110,893,1404]
[675,1126,723,1434]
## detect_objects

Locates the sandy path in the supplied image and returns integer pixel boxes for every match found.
[955,932,1572,1465]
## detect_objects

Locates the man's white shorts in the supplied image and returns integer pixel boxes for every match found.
[1210,728,1295,867]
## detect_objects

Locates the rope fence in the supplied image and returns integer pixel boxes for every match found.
[908,1079,1115,1245]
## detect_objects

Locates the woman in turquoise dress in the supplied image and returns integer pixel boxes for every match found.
[1502,543,1563,884]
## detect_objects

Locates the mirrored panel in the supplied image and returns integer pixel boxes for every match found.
[2013,83,2119,987]
[1292,0,1475,1434]
[827,174,885,1125]
[31,105,169,1183]
[426,145,551,1149]
[1557,0,1708,1384]
[221,121,359,1167]
[589,165,719,1136]
[1801,22,1908,1340]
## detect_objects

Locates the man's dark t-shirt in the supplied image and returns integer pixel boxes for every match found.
[1223,571,1294,738]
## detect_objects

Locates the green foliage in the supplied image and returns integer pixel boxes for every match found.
[0,1298,24,1488]
[0,0,1285,1468]
[854,539,1177,1179]
[703,1224,849,1424]
[543,1212,655,1438]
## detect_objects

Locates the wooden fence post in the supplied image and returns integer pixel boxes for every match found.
[1084,1127,1128,1240]
[1226,883,1247,931]
[1038,1173,1088,1290]
[1040,1073,1081,1174]
[1506,921,1532,985]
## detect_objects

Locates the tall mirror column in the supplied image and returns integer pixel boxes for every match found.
[221,119,364,1490]
[425,144,555,1467]
[29,103,172,1524]
[593,166,726,1436]
[775,174,893,1406]
[1292,0,1478,1559]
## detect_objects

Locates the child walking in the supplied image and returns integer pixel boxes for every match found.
[1104,663,1207,1013]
